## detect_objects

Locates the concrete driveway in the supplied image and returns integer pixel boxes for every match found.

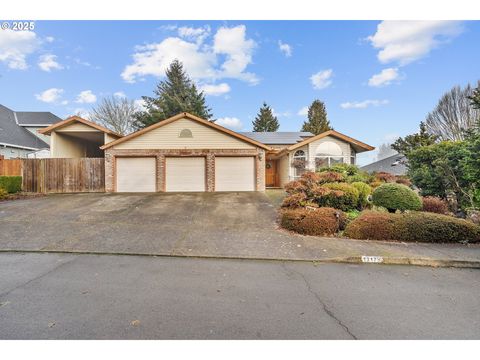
[1,193,479,264]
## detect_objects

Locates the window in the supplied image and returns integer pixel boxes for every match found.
[179,129,193,138]
[315,141,345,169]
[293,150,307,178]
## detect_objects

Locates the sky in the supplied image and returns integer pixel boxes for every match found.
[0,20,479,164]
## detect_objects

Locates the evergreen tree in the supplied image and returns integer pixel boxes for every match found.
[391,122,439,155]
[252,102,279,132]
[134,59,212,129]
[301,100,332,135]
[468,83,480,110]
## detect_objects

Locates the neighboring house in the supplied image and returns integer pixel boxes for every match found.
[100,112,374,193]
[242,129,374,187]
[39,116,122,158]
[0,104,61,159]
[360,153,408,176]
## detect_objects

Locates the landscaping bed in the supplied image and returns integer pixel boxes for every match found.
[278,165,480,244]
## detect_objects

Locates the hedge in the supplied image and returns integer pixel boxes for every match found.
[422,196,449,214]
[316,182,359,211]
[0,176,22,194]
[372,183,422,212]
[344,211,480,243]
[280,207,347,236]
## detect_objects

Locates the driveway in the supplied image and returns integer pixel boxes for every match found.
[1,193,479,264]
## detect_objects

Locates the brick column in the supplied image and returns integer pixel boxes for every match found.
[105,150,114,192]
[157,155,165,192]
[206,153,215,192]
[256,149,266,191]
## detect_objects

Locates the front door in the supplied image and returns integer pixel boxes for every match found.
[265,159,277,187]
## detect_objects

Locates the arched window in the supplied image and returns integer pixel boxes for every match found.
[292,150,307,179]
[315,141,344,169]
[179,129,193,138]
[294,150,306,159]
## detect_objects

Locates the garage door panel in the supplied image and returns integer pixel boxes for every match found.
[116,157,156,192]
[166,157,206,192]
[215,157,255,192]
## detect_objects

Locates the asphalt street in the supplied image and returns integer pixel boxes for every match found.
[0,252,478,339]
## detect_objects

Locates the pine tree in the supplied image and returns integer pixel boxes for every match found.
[134,59,212,129]
[469,83,480,110]
[301,100,332,135]
[252,102,280,132]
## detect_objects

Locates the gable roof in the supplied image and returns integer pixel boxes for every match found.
[360,153,408,176]
[287,129,375,153]
[15,111,62,126]
[0,104,50,150]
[239,132,314,145]
[101,112,271,150]
[39,116,122,138]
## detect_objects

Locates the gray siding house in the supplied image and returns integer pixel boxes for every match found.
[0,104,61,158]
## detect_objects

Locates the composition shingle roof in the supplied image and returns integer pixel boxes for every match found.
[14,111,62,126]
[360,153,408,176]
[0,104,58,150]
[238,132,314,145]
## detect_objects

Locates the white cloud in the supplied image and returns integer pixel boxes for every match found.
[272,109,291,118]
[368,21,463,66]
[113,91,126,98]
[178,26,210,44]
[340,99,389,109]
[35,88,64,103]
[73,108,90,119]
[200,83,231,96]
[310,69,333,90]
[368,67,400,87]
[75,90,97,104]
[38,54,63,72]
[278,40,292,57]
[0,29,41,69]
[297,106,309,116]
[215,117,243,130]
[122,25,258,85]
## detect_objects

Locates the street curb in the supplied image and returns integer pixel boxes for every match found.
[0,249,479,269]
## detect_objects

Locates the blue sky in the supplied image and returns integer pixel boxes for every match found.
[1,20,479,164]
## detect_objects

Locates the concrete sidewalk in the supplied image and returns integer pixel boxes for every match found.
[0,193,479,268]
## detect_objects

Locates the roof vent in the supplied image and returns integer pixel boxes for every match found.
[179,129,193,138]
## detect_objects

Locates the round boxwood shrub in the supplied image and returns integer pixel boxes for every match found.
[351,182,372,208]
[344,211,480,243]
[280,207,347,236]
[372,183,422,212]
[315,182,359,211]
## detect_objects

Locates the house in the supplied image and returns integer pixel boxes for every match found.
[100,112,374,193]
[360,153,408,176]
[38,116,122,158]
[0,104,61,159]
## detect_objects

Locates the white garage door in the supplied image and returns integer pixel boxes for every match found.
[215,157,255,192]
[165,157,206,192]
[116,157,156,192]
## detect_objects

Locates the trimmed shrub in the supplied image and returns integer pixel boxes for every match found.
[422,196,449,214]
[344,211,480,243]
[316,171,346,184]
[316,182,359,211]
[281,193,307,208]
[351,182,372,208]
[280,207,347,236]
[344,211,398,240]
[374,172,396,183]
[284,180,306,195]
[0,187,8,200]
[395,176,412,187]
[372,183,422,212]
[0,176,22,193]
[328,163,360,176]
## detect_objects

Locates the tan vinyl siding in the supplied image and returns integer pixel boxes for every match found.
[56,122,102,132]
[113,118,255,150]
[104,133,118,144]
[51,132,85,158]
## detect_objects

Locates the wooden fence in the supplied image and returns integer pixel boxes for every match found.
[0,157,22,176]
[1,158,105,193]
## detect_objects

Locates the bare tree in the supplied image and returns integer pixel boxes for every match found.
[376,143,397,161]
[90,96,137,135]
[425,81,480,141]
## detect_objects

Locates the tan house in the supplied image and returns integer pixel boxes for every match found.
[38,116,122,158]
[37,112,374,193]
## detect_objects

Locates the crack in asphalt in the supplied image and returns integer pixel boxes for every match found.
[282,262,358,340]
[0,255,78,299]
